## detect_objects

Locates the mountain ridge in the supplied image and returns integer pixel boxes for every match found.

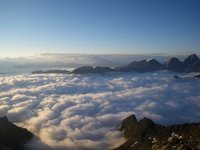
[31,54,200,74]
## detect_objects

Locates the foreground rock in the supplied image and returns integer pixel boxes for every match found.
[114,114,200,150]
[32,70,70,74]
[0,116,34,149]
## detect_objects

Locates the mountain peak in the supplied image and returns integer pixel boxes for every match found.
[165,57,185,72]
[184,53,200,64]
[166,57,181,63]
[189,53,199,58]
[120,114,138,131]
[183,53,200,72]
[138,117,156,128]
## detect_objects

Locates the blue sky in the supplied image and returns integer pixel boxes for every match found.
[0,0,200,57]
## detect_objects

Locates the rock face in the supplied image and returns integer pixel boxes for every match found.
[0,116,33,149]
[32,70,70,74]
[71,66,115,74]
[165,57,185,72]
[114,114,200,150]
[117,59,165,72]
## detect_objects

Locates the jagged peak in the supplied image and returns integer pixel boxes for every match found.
[139,117,155,125]
[165,57,183,67]
[188,53,199,58]
[120,114,138,131]
[122,114,138,123]
[184,53,200,64]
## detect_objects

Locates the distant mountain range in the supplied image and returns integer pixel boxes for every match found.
[116,58,165,72]
[165,54,200,73]
[32,54,200,74]
[114,114,200,150]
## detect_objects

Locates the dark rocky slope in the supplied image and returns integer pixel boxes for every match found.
[0,116,33,149]
[114,114,200,150]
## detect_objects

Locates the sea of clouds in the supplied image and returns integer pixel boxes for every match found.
[0,71,200,149]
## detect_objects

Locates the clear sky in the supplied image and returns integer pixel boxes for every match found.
[0,0,200,57]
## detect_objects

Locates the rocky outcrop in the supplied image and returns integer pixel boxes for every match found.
[114,114,200,150]
[0,116,33,149]
[32,70,70,74]
[71,66,115,74]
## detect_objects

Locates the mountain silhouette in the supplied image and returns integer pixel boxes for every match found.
[31,54,200,74]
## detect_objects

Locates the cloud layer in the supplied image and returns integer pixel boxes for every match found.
[0,71,200,149]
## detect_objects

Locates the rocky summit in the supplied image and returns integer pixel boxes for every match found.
[114,114,200,150]
[0,116,34,149]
